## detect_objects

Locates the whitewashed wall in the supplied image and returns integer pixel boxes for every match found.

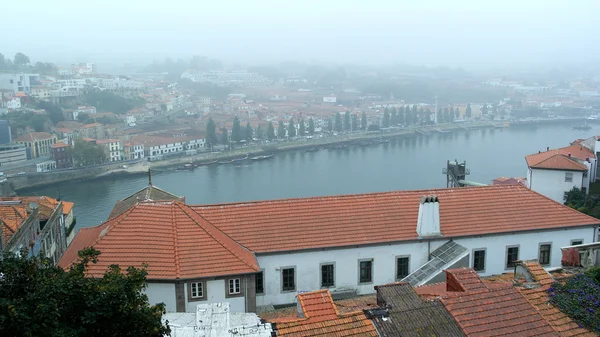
[146,283,177,312]
[256,226,596,306]
[529,168,584,203]
[183,279,246,313]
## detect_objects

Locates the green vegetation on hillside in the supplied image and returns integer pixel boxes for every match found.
[82,90,144,114]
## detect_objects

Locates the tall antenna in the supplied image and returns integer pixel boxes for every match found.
[148,168,152,186]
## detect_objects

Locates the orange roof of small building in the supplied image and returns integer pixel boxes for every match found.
[80,123,102,129]
[272,290,378,337]
[0,204,28,246]
[192,185,600,253]
[557,144,595,160]
[260,295,377,323]
[0,196,74,218]
[525,151,588,171]
[493,176,527,186]
[58,201,259,280]
[14,132,55,142]
[514,261,595,336]
[15,92,27,97]
[95,139,120,144]
[51,142,70,149]
[440,268,559,336]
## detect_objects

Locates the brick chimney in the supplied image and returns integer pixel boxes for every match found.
[416,195,441,238]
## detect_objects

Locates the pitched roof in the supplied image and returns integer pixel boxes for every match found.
[441,268,559,337]
[0,204,28,246]
[272,290,378,337]
[107,184,184,220]
[515,261,595,336]
[14,132,55,142]
[192,185,600,253]
[58,201,259,280]
[0,196,74,218]
[556,144,595,160]
[50,142,70,149]
[525,151,588,171]
[260,295,377,322]
[371,283,465,337]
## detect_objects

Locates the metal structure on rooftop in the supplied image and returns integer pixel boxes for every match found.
[442,160,470,188]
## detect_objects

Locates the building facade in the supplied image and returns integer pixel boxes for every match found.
[14,132,58,159]
[0,144,27,167]
[50,142,73,168]
[0,73,40,93]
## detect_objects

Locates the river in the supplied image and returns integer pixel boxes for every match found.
[21,123,600,232]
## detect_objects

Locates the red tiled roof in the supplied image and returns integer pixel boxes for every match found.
[260,295,377,323]
[557,144,595,160]
[0,204,28,245]
[51,142,69,149]
[525,151,588,171]
[192,185,600,253]
[58,201,259,280]
[14,132,55,142]
[515,261,595,336]
[272,290,377,337]
[441,269,559,336]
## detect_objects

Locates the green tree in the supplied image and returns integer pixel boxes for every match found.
[13,52,29,66]
[288,118,296,138]
[267,122,275,141]
[298,118,305,136]
[382,110,390,128]
[480,103,487,116]
[361,112,367,131]
[344,111,351,131]
[71,140,107,167]
[231,116,241,142]
[245,122,253,142]
[436,109,443,124]
[308,118,315,135]
[36,101,64,125]
[219,127,229,145]
[492,104,498,119]
[465,103,472,118]
[351,114,358,131]
[31,115,47,132]
[205,118,218,149]
[0,248,170,337]
[391,108,397,125]
[83,90,144,114]
[443,108,450,123]
[255,124,264,140]
[278,120,286,139]
[454,107,460,120]
[334,113,342,132]
[327,118,333,133]
[398,106,405,125]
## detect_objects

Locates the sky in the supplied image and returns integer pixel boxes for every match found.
[2,0,599,69]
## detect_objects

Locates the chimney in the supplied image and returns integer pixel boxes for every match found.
[546,146,549,151]
[568,152,571,157]
[416,195,441,238]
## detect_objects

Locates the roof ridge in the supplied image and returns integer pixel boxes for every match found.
[171,203,181,279]
[176,202,259,272]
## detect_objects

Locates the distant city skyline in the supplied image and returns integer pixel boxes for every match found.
[3,0,599,70]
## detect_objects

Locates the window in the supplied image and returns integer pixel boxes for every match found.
[281,267,295,292]
[228,278,241,295]
[321,263,334,288]
[473,249,486,272]
[571,239,583,246]
[506,246,519,268]
[396,256,410,280]
[539,243,551,265]
[359,259,373,283]
[565,172,573,182]
[255,271,264,294]
[190,282,204,298]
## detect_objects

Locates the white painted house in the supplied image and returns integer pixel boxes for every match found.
[526,144,596,202]
[60,184,600,314]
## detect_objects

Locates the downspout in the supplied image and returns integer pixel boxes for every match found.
[428,241,431,261]
[244,276,248,312]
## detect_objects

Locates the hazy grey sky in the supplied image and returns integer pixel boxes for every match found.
[3,0,599,68]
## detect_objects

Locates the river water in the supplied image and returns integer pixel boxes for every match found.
[22,123,600,232]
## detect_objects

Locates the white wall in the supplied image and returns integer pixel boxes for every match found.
[184,279,246,313]
[256,226,596,307]
[146,283,177,312]
[529,168,583,203]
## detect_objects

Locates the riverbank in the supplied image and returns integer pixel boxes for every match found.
[12,117,584,192]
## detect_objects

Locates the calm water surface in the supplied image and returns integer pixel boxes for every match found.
[22,124,600,232]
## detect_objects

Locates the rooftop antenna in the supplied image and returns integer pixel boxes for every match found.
[148,168,152,186]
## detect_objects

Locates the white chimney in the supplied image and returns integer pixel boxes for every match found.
[416,195,442,238]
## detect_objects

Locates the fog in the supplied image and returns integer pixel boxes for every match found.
[3,0,599,68]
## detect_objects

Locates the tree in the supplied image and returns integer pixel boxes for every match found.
[436,109,443,124]
[267,122,275,141]
[308,118,315,135]
[480,103,487,116]
[398,106,405,126]
[245,122,253,142]
[288,118,296,138]
[391,108,397,125]
[351,114,358,131]
[0,53,4,69]
[231,116,241,142]
[454,107,460,120]
[443,108,450,123]
[37,101,64,125]
[256,124,264,141]
[83,90,143,114]
[13,52,29,66]
[278,120,286,139]
[344,111,351,132]
[464,103,472,118]
[71,140,107,167]
[327,118,333,133]
[334,113,342,132]
[205,118,218,149]
[361,112,367,131]
[219,127,229,145]
[382,110,390,128]
[492,104,498,119]
[0,248,170,337]
[298,118,305,136]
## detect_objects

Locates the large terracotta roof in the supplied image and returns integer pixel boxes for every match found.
[0,204,28,246]
[525,151,588,171]
[107,184,184,220]
[441,269,558,336]
[58,201,259,280]
[192,185,600,253]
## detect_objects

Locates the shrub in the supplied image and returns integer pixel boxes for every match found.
[548,273,600,333]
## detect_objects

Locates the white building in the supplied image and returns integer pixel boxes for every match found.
[0,73,40,93]
[125,115,136,127]
[96,139,123,162]
[77,106,96,114]
[132,135,185,159]
[5,97,21,109]
[526,144,596,202]
[323,96,337,103]
[36,160,57,172]
[60,184,600,314]
[71,63,96,75]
